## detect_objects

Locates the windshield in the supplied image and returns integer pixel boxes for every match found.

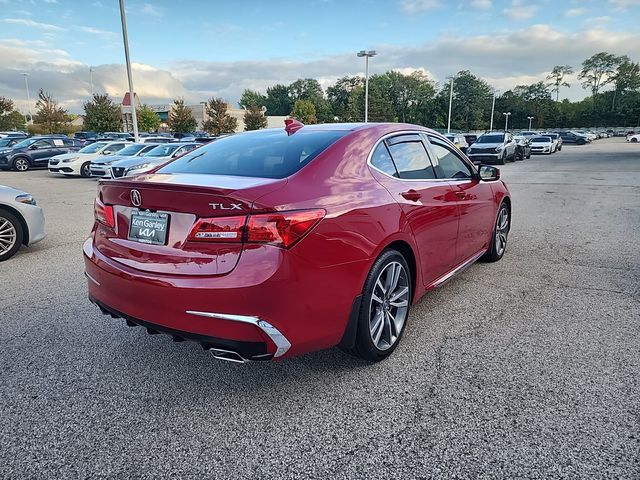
[117,144,147,156]
[476,134,504,143]
[79,142,108,153]
[145,145,180,157]
[0,138,15,147]
[532,137,550,143]
[159,129,348,179]
[12,138,36,149]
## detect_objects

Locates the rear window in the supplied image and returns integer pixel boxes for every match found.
[532,137,550,143]
[158,129,348,179]
[476,134,504,143]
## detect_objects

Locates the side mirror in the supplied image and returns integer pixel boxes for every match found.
[479,165,500,182]
[103,150,113,155]
[29,144,39,150]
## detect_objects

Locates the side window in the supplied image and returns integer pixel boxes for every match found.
[428,138,474,180]
[386,135,436,180]
[370,142,398,177]
[33,139,53,148]
[104,143,125,154]
[62,139,74,147]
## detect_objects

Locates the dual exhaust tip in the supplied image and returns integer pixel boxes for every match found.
[209,348,248,364]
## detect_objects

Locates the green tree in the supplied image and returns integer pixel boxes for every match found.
[239,89,267,109]
[288,78,324,103]
[265,84,292,116]
[136,104,161,132]
[168,98,197,133]
[327,76,363,121]
[0,97,26,131]
[202,97,238,135]
[546,65,573,102]
[579,52,624,99]
[83,93,121,133]
[444,70,493,131]
[290,100,317,124]
[34,89,68,134]
[611,59,640,110]
[243,106,268,131]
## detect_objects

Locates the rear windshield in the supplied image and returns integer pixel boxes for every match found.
[158,129,348,179]
[476,134,504,143]
[532,137,550,143]
[117,144,147,156]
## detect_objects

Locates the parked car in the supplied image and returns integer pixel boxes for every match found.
[136,136,174,144]
[0,137,23,149]
[513,135,531,161]
[530,136,555,154]
[49,141,131,177]
[85,122,511,362]
[109,142,199,177]
[0,184,46,261]
[0,136,82,171]
[627,133,640,143]
[72,131,97,142]
[541,132,562,151]
[0,131,28,138]
[573,130,596,141]
[466,132,517,164]
[444,133,469,153]
[557,131,588,145]
[90,143,159,178]
[463,134,478,146]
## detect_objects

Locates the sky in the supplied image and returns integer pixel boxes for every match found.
[1,0,639,113]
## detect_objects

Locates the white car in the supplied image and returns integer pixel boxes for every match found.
[626,133,640,143]
[444,133,469,153]
[136,136,174,144]
[109,143,200,177]
[530,136,555,154]
[48,141,131,177]
[0,185,46,261]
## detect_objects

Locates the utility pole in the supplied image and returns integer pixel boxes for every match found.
[527,116,534,130]
[119,0,139,141]
[447,77,454,133]
[21,73,32,124]
[89,67,95,96]
[357,50,377,123]
[503,112,511,132]
[489,90,496,132]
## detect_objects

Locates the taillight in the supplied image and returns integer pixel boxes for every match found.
[94,197,115,228]
[188,215,246,242]
[247,209,325,248]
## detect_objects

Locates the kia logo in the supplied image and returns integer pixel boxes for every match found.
[130,189,142,207]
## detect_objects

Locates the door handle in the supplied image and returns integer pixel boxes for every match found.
[401,189,421,201]
[454,191,466,199]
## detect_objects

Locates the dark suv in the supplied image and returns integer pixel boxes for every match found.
[0,136,82,171]
[556,131,587,145]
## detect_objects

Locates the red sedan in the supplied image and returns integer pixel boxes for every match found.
[84,121,511,362]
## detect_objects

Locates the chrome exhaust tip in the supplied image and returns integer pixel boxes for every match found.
[209,348,247,364]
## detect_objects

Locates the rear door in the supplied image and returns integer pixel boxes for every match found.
[31,139,56,166]
[369,133,459,286]
[426,135,495,264]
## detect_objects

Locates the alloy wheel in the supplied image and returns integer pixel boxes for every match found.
[495,206,509,256]
[14,158,29,171]
[369,261,410,351]
[0,217,17,256]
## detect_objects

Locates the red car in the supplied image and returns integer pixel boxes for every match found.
[84,121,511,362]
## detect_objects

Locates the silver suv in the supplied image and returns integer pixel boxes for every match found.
[466,132,517,165]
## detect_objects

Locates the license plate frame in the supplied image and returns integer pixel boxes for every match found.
[127,209,169,245]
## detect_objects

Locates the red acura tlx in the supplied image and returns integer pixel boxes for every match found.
[84,121,511,363]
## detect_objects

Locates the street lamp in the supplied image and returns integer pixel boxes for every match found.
[21,72,32,124]
[527,116,534,130]
[503,112,511,132]
[447,76,454,133]
[119,0,139,142]
[489,89,498,132]
[357,50,376,123]
[89,67,95,96]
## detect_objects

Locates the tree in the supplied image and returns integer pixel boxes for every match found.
[546,65,573,102]
[168,98,197,133]
[0,97,26,131]
[202,97,237,135]
[239,89,266,109]
[290,100,317,124]
[243,106,267,131]
[611,59,640,110]
[265,84,292,116]
[578,52,624,99]
[288,78,324,103]
[34,89,68,134]
[327,76,363,121]
[137,104,161,132]
[83,93,121,133]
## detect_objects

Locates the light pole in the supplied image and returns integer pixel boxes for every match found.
[89,67,95,96]
[527,116,534,130]
[447,76,454,133]
[489,90,497,132]
[119,0,139,142]
[21,73,32,124]
[357,50,376,123]
[503,112,511,132]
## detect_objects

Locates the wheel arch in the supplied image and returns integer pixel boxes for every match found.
[0,204,29,245]
[11,155,32,169]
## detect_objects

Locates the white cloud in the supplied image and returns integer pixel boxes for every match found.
[2,18,66,32]
[469,0,492,9]
[140,3,164,16]
[400,0,441,14]
[77,26,117,39]
[565,8,586,16]
[608,0,640,8]
[43,0,59,4]
[503,0,537,20]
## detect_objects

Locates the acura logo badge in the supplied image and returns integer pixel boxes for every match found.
[130,189,142,207]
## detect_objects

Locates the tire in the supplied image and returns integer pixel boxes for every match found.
[497,151,506,165]
[0,209,24,261]
[12,157,30,172]
[526,151,531,159]
[515,149,524,161]
[577,139,586,145]
[348,249,412,362]
[481,202,510,263]
[632,138,638,143]
[80,162,91,178]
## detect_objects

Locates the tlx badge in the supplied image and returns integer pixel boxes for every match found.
[209,202,242,210]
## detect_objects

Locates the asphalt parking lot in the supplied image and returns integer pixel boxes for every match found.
[1,138,638,479]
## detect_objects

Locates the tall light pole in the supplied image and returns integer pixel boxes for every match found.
[119,0,139,142]
[489,90,497,132]
[527,116,534,130]
[503,112,511,131]
[21,73,32,124]
[447,76,454,133]
[357,50,376,123]
[89,67,95,96]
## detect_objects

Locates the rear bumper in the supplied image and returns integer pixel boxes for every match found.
[468,153,500,163]
[83,236,367,359]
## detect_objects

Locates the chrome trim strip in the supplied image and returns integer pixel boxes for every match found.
[84,271,100,286]
[432,250,486,288]
[185,310,291,358]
